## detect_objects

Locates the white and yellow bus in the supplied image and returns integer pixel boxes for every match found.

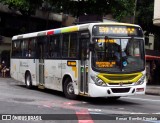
[11,22,146,99]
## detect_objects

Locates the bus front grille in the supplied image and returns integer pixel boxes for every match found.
[111,88,130,93]
[103,75,137,81]
[108,82,133,85]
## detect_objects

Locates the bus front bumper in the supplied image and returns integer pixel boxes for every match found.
[88,83,146,97]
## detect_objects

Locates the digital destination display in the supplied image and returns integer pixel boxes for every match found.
[96,61,116,68]
[93,25,143,37]
[96,39,116,43]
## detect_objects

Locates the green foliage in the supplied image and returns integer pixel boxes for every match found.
[112,0,135,21]
[0,0,157,35]
[48,0,135,21]
[0,0,135,20]
[136,0,154,34]
[0,0,43,15]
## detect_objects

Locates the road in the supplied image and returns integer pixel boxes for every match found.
[0,78,160,123]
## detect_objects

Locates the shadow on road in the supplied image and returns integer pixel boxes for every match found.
[17,85,139,106]
[77,96,139,106]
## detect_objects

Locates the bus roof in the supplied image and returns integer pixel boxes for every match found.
[12,22,141,40]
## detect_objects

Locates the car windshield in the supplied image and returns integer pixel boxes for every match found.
[92,37,145,73]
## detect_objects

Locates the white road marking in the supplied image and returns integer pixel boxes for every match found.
[88,108,102,112]
[122,97,160,102]
[154,113,160,114]
[145,121,160,123]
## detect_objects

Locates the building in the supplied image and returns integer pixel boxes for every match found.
[0,2,69,63]
[153,0,160,26]
[145,0,160,84]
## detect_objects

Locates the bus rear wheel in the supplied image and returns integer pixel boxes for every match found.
[25,73,32,89]
[64,78,77,99]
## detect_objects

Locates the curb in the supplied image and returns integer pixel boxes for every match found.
[145,89,160,96]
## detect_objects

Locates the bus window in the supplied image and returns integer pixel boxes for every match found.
[21,39,28,58]
[49,35,61,58]
[28,38,36,58]
[12,40,21,58]
[37,36,48,59]
[20,38,36,58]
[62,33,78,58]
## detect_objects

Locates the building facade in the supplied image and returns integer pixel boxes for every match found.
[0,3,65,64]
[146,0,160,85]
[153,0,160,26]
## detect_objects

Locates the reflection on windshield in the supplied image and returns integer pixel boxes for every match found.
[92,38,145,73]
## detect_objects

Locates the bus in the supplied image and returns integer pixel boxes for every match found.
[10,22,146,99]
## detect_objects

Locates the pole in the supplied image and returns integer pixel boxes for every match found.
[133,0,137,24]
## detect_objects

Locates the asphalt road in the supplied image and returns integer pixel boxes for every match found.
[0,78,160,123]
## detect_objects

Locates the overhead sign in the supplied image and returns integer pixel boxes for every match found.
[93,25,143,37]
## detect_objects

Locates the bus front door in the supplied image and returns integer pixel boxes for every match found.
[80,38,89,94]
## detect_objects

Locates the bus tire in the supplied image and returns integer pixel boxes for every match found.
[25,73,32,89]
[63,78,77,99]
[107,96,120,100]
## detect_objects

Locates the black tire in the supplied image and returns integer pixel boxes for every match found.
[63,78,77,99]
[25,73,32,89]
[107,96,121,100]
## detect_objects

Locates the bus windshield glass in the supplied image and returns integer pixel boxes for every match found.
[92,37,145,73]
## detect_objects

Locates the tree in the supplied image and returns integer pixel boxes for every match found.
[0,0,135,21]
[48,0,135,21]
[136,0,160,35]
[136,0,160,50]
[136,0,154,34]
[0,0,43,15]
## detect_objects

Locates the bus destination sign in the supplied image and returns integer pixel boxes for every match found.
[93,25,143,37]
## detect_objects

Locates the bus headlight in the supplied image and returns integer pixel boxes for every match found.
[91,76,107,86]
[135,75,145,85]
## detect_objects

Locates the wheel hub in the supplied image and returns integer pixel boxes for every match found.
[67,82,74,95]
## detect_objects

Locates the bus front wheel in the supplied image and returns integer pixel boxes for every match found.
[64,78,77,99]
[25,73,32,89]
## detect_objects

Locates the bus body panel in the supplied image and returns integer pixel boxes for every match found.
[61,60,79,95]
[10,59,20,81]
[42,60,80,95]
[11,59,38,86]
[44,59,62,91]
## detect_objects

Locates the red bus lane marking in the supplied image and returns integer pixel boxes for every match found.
[41,100,94,122]
[76,109,94,123]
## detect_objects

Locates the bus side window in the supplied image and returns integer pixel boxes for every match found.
[62,34,69,58]
[62,33,78,58]
[28,38,36,58]
[12,40,21,58]
[36,36,47,59]
[49,35,61,58]
[70,33,78,58]
[21,39,28,58]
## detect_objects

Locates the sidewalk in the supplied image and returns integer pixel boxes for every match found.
[146,85,160,96]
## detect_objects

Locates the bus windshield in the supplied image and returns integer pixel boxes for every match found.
[92,37,145,73]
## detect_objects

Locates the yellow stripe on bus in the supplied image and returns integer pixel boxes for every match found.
[72,67,77,78]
